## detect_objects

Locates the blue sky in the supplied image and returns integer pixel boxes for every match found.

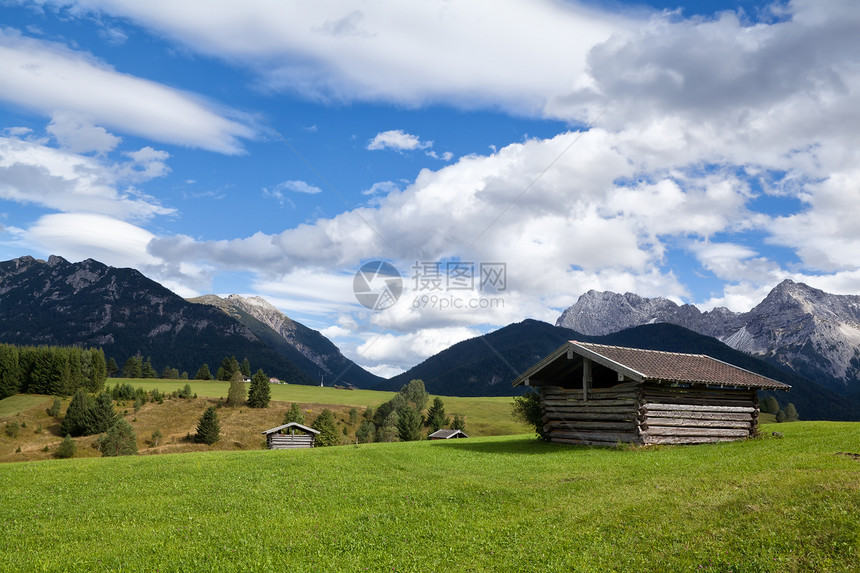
[1,0,858,376]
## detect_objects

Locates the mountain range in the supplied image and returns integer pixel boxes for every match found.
[1,255,858,420]
[556,280,860,398]
[0,255,377,387]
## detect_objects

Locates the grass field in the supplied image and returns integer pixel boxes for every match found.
[0,421,857,572]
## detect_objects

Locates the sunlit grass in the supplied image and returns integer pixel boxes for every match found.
[0,421,857,572]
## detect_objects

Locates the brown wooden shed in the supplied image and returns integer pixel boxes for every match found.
[261,422,320,449]
[512,341,790,446]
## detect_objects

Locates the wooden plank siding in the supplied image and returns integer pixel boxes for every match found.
[541,383,642,446]
[267,434,315,449]
[639,383,758,445]
[540,382,760,446]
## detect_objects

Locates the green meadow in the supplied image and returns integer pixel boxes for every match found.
[1,421,858,572]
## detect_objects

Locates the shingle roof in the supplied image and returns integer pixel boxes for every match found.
[261,422,320,435]
[512,341,790,391]
[428,429,469,439]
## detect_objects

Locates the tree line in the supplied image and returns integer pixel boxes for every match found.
[0,343,107,400]
[274,379,467,447]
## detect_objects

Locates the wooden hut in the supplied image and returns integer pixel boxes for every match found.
[261,422,320,449]
[511,341,790,446]
[428,429,470,440]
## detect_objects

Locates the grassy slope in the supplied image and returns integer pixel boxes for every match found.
[0,383,529,462]
[0,422,858,572]
[128,379,529,435]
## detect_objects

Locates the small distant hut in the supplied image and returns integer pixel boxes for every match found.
[428,429,470,440]
[512,341,790,446]
[261,422,320,449]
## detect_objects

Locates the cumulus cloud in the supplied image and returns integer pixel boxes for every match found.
[0,28,253,153]
[367,130,431,152]
[0,134,173,221]
[47,111,121,154]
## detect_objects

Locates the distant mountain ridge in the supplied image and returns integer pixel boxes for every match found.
[0,255,313,384]
[557,280,860,396]
[189,294,383,388]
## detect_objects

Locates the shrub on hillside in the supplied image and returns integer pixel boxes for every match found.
[4,421,20,438]
[56,434,76,459]
[46,397,62,418]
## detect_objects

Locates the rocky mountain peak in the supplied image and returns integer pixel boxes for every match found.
[556,280,860,397]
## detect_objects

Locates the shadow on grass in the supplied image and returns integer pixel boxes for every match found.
[433,436,601,456]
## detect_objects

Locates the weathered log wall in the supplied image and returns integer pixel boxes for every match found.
[267,433,315,449]
[540,382,759,446]
[640,384,758,445]
[541,382,642,446]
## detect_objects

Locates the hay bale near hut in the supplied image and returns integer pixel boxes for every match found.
[261,422,320,449]
[512,341,790,446]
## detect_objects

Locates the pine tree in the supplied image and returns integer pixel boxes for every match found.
[56,434,76,459]
[195,363,212,380]
[784,403,799,422]
[106,357,119,378]
[240,358,251,378]
[426,397,449,433]
[195,406,220,444]
[775,409,786,423]
[397,406,424,441]
[60,389,91,437]
[761,396,779,414]
[451,413,466,432]
[122,355,142,378]
[217,356,241,381]
[355,420,375,444]
[313,409,340,447]
[84,392,117,435]
[283,402,305,427]
[247,369,271,408]
[141,357,157,379]
[0,344,21,400]
[226,371,246,407]
[98,419,137,457]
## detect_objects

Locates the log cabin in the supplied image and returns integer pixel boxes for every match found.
[261,422,320,449]
[512,341,790,446]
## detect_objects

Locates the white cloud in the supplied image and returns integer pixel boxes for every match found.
[367,130,431,152]
[27,0,860,368]
[46,111,121,154]
[275,179,323,195]
[51,0,628,113]
[356,327,481,369]
[0,134,173,221]
[26,212,157,268]
[0,28,253,153]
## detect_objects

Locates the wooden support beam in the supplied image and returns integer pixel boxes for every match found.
[582,358,592,401]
